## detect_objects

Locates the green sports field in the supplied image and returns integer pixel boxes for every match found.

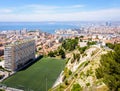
[2,57,65,91]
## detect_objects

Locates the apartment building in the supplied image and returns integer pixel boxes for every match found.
[4,39,35,71]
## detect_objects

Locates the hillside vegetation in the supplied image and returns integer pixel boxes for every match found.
[96,43,120,91]
[50,38,120,91]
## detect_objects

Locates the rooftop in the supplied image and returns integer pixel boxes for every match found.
[5,39,35,47]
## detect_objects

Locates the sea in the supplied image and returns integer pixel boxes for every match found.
[0,22,80,34]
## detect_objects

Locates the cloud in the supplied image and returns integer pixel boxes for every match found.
[17,4,85,14]
[25,4,59,14]
[71,5,85,8]
[0,7,120,21]
[24,4,84,10]
[26,4,60,10]
[0,4,85,14]
[0,9,13,13]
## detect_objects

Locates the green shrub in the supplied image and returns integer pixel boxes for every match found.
[69,70,72,75]
[86,83,90,86]
[79,46,89,54]
[65,80,69,86]
[84,61,90,67]
[87,41,97,46]
[74,73,78,78]
[48,51,55,57]
[71,83,82,91]
[0,89,5,91]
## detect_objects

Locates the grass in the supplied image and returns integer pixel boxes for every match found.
[2,57,66,91]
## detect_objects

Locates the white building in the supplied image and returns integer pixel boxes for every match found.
[4,39,35,71]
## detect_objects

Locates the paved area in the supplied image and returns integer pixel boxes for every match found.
[0,86,23,91]
[0,61,4,67]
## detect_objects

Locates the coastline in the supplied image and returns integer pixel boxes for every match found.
[0,22,79,34]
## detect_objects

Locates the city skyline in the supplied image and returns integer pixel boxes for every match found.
[0,0,120,21]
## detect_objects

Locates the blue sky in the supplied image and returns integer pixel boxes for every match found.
[0,0,120,21]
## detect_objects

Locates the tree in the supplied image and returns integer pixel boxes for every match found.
[87,41,97,46]
[38,47,42,50]
[71,83,82,91]
[114,44,120,63]
[106,43,115,49]
[79,46,88,54]
[48,51,55,57]
[58,48,65,58]
[0,89,5,91]
[0,75,3,79]
[80,35,84,38]
[96,43,120,91]
[72,53,80,62]
[62,38,79,51]
[76,53,80,62]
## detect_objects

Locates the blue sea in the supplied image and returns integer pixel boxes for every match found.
[0,22,80,34]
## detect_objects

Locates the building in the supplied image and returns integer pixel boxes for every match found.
[0,47,4,56]
[0,40,6,56]
[4,39,35,71]
[0,34,7,39]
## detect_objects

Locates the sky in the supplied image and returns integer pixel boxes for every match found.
[0,0,120,21]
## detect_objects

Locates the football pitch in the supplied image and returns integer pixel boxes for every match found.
[2,57,65,91]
